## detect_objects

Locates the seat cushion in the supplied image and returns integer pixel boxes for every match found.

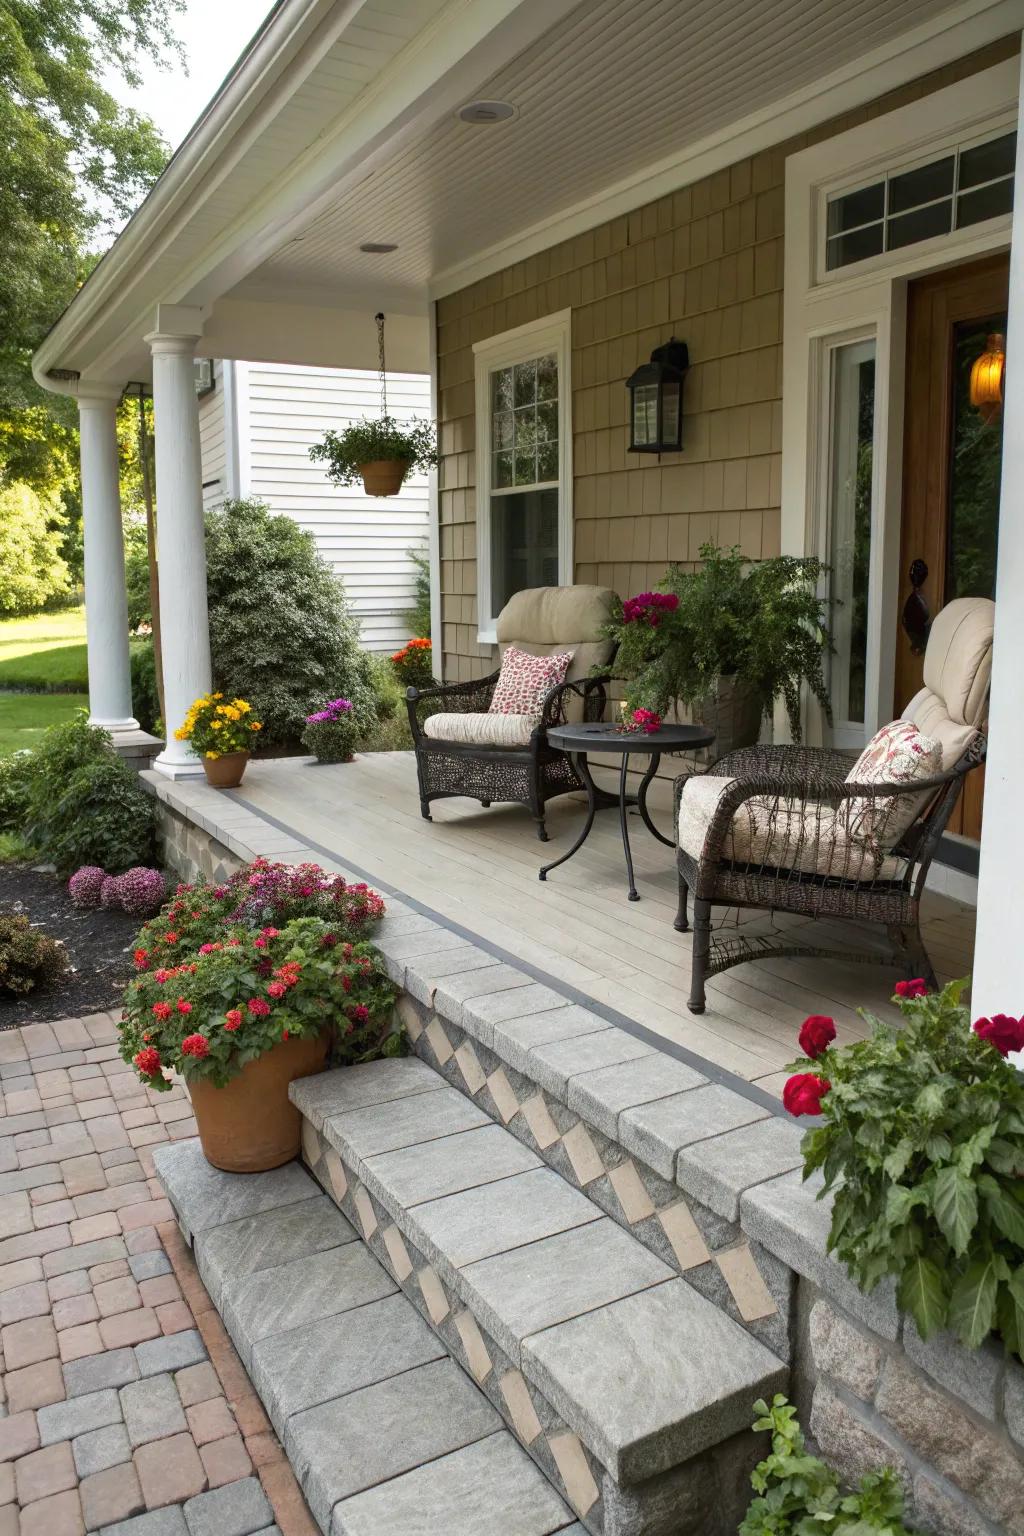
[422,712,537,749]
[488,644,572,716]
[677,775,904,882]
[844,720,942,846]
[496,585,616,685]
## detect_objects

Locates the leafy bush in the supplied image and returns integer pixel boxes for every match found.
[0,914,69,997]
[787,980,1024,1360]
[0,483,71,614]
[606,544,833,741]
[0,751,35,833]
[740,1395,911,1535]
[22,714,155,877]
[302,699,360,763]
[123,519,152,629]
[407,546,431,639]
[366,653,401,723]
[120,917,397,1090]
[390,637,434,691]
[205,499,377,748]
[310,416,437,487]
[130,640,161,734]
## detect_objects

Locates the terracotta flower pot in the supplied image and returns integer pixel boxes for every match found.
[202,750,249,789]
[187,1032,329,1172]
[359,459,408,497]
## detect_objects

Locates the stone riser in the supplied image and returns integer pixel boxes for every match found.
[398,992,794,1362]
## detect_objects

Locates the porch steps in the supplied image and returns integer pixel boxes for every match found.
[152,1139,578,1536]
[291,1057,787,1535]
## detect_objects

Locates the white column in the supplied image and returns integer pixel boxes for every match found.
[78,393,138,733]
[146,328,212,776]
[972,50,1024,1021]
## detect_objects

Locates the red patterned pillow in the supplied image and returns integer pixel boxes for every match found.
[489,645,573,717]
[844,720,942,846]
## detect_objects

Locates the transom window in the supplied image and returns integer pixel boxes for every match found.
[825,130,1016,271]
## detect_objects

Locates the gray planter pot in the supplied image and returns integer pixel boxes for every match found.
[693,675,763,759]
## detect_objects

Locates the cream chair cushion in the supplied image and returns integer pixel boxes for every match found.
[677,776,904,882]
[902,596,994,769]
[496,586,616,685]
[422,712,537,749]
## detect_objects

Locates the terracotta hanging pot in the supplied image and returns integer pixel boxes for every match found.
[202,751,250,789]
[359,459,409,497]
[187,1032,330,1172]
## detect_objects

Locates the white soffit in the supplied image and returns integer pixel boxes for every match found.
[246,0,1018,303]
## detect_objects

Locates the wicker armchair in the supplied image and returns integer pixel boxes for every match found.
[675,597,994,1014]
[406,585,616,840]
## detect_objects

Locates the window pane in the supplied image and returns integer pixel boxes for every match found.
[493,451,513,489]
[513,406,538,452]
[946,318,1005,603]
[513,359,537,407]
[826,223,884,270]
[537,354,558,401]
[537,400,558,441]
[513,448,536,486]
[491,368,513,411]
[492,411,513,451]
[959,132,1016,190]
[828,340,875,726]
[957,179,1014,229]
[888,155,953,215]
[826,182,884,236]
[886,200,951,250]
[537,438,558,481]
[491,489,560,613]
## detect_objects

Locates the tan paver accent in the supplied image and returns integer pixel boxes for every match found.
[425,1017,454,1066]
[453,1310,492,1384]
[715,1243,778,1322]
[607,1160,656,1224]
[547,1431,600,1516]
[499,1369,543,1444]
[382,1225,414,1283]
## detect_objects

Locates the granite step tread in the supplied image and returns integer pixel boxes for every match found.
[291,1062,787,1487]
[153,1141,577,1536]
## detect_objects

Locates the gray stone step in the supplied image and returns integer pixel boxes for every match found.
[153,1141,576,1536]
[291,1060,787,1531]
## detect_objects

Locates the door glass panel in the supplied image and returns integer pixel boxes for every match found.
[946,316,1006,602]
[827,340,876,728]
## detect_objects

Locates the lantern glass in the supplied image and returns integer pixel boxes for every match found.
[661,379,682,448]
[632,383,659,447]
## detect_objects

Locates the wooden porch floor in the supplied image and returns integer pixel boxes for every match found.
[234,752,976,1094]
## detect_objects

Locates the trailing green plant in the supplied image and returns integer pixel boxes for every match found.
[309,416,437,487]
[0,914,70,997]
[740,1395,912,1535]
[407,546,432,639]
[204,499,378,748]
[21,713,155,876]
[785,980,1024,1361]
[606,544,833,741]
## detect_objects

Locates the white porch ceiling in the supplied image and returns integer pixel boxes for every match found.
[243,0,976,304]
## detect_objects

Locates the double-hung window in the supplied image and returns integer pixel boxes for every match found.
[474,311,572,643]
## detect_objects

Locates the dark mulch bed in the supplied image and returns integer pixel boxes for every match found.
[0,863,140,1029]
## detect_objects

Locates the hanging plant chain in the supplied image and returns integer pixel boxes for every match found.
[376,311,388,419]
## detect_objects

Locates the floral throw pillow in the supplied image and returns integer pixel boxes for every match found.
[844,720,942,848]
[488,645,573,718]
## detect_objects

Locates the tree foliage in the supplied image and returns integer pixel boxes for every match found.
[0,482,71,612]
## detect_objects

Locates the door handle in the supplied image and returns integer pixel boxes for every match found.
[901,558,930,654]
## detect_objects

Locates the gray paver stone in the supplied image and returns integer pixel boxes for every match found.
[121,1372,187,1446]
[36,1386,122,1445]
[619,1084,770,1181]
[325,1084,490,1163]
[487,1006,621,1081]
[458,982,569,1046]
[521,1027,655,1100]
[430,965,533,1028]
[134,1328,207,1378]
[290,1058,444,1132]
[222,1244,396,1367]
[808,1300,881,1401]
[197,1196,356,1306]
[72,1421,131,1477]
[96,1509,188,1536]
[567,1055,708,1140]
[64,1345,140,1397]
[152,1140,315,1236]
[361,1124,540,1209]
[128,1252,172,1282]
[183,1475,273,1536]
[1006,1361,1024,1452]
[676,1115,804,1221]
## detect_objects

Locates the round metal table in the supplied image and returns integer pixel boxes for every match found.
[540,721,716,902]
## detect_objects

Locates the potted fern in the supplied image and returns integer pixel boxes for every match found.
[608,543,833,751]
[310,415,438,498]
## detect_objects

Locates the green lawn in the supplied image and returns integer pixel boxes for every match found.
[0,693,87,755]
[0,606,88,692]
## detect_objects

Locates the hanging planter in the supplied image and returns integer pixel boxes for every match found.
[309,312,438,497]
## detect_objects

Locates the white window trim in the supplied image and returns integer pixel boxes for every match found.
[473,310,573,645]
[781,58,1016,748]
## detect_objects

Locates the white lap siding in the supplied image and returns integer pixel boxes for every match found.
[198,360,228,512]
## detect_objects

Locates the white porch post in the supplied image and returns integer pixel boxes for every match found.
[146,313,212,776]
[971,50,1024,1019]
[77,392,138,733]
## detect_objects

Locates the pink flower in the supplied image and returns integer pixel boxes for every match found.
[349,1004,369,1024]
[261,927,280,938]
[176,999,192,1015]
[267,981,287,999]
[151,1002,172,1021]
[247,998,271,1017]
[253,937,267,949]
[154,969,171,984]
[199,944,215,955]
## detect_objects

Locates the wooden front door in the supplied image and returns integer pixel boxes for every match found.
[896,254,1008,841]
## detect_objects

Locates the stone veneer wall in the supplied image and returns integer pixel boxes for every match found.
[434,36,1017,682]
[154,798,243,886]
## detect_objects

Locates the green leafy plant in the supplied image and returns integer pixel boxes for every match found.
[309,416,437,487]
[129,639,161,735]
[0,914,70,997]
[407,546,432,639]
[302,699,360,764]
[0,751,35,833]
[740,1395,911,1535]
[606,544,833,741]
[787,980,1024,1360]
[390,637,434,691]
[119,917,397,1091]
[20,714,154,876]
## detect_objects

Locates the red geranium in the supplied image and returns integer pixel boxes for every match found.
[181,1034,210,1058]
[973,1014,1024,1057]
[151,1001,172,1021]
[133,948,149,969]
[267,981,287,999]
[798,1015,836,1059]
[247,997,271,1017]
[176,999,192,1015]
[783,1073,831,1117]
[224,1009,243,1032]
[894,978,929,999]
[133,1047,161,1077]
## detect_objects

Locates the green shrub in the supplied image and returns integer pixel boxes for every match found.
[302,700,360,763]
[23,714,155,876]
[0,751,35,833]
[407,546,431,639]
[129,640,161,734]
[124,528,152,630]
[366,653,402,723]
[0,914,70,996]
[740,1395,911,1534]
[204,499,376,749]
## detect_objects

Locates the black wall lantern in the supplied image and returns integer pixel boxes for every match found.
[626,337,689,454]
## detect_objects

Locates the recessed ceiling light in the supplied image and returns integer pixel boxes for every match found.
[359,242,398,254]
[458,100,516,125]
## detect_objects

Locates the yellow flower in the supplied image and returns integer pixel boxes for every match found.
[211,720,222,730]
[173,727,189,741]
[249,721,262,731]
[206,750,220,760]
[235,700,250,713]
[213,692,223,700]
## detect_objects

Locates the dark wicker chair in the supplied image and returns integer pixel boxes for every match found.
[674,597,994,1013]
[406,585,616,841]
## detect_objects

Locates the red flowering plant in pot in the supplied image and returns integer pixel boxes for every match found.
[784,979,1024,1362]
[119,917,397,1173]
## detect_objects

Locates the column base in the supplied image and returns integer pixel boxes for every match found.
[89,715,141,734]
[152,749,207,780]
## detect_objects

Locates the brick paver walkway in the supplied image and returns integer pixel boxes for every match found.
[0,1014,317,1536]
